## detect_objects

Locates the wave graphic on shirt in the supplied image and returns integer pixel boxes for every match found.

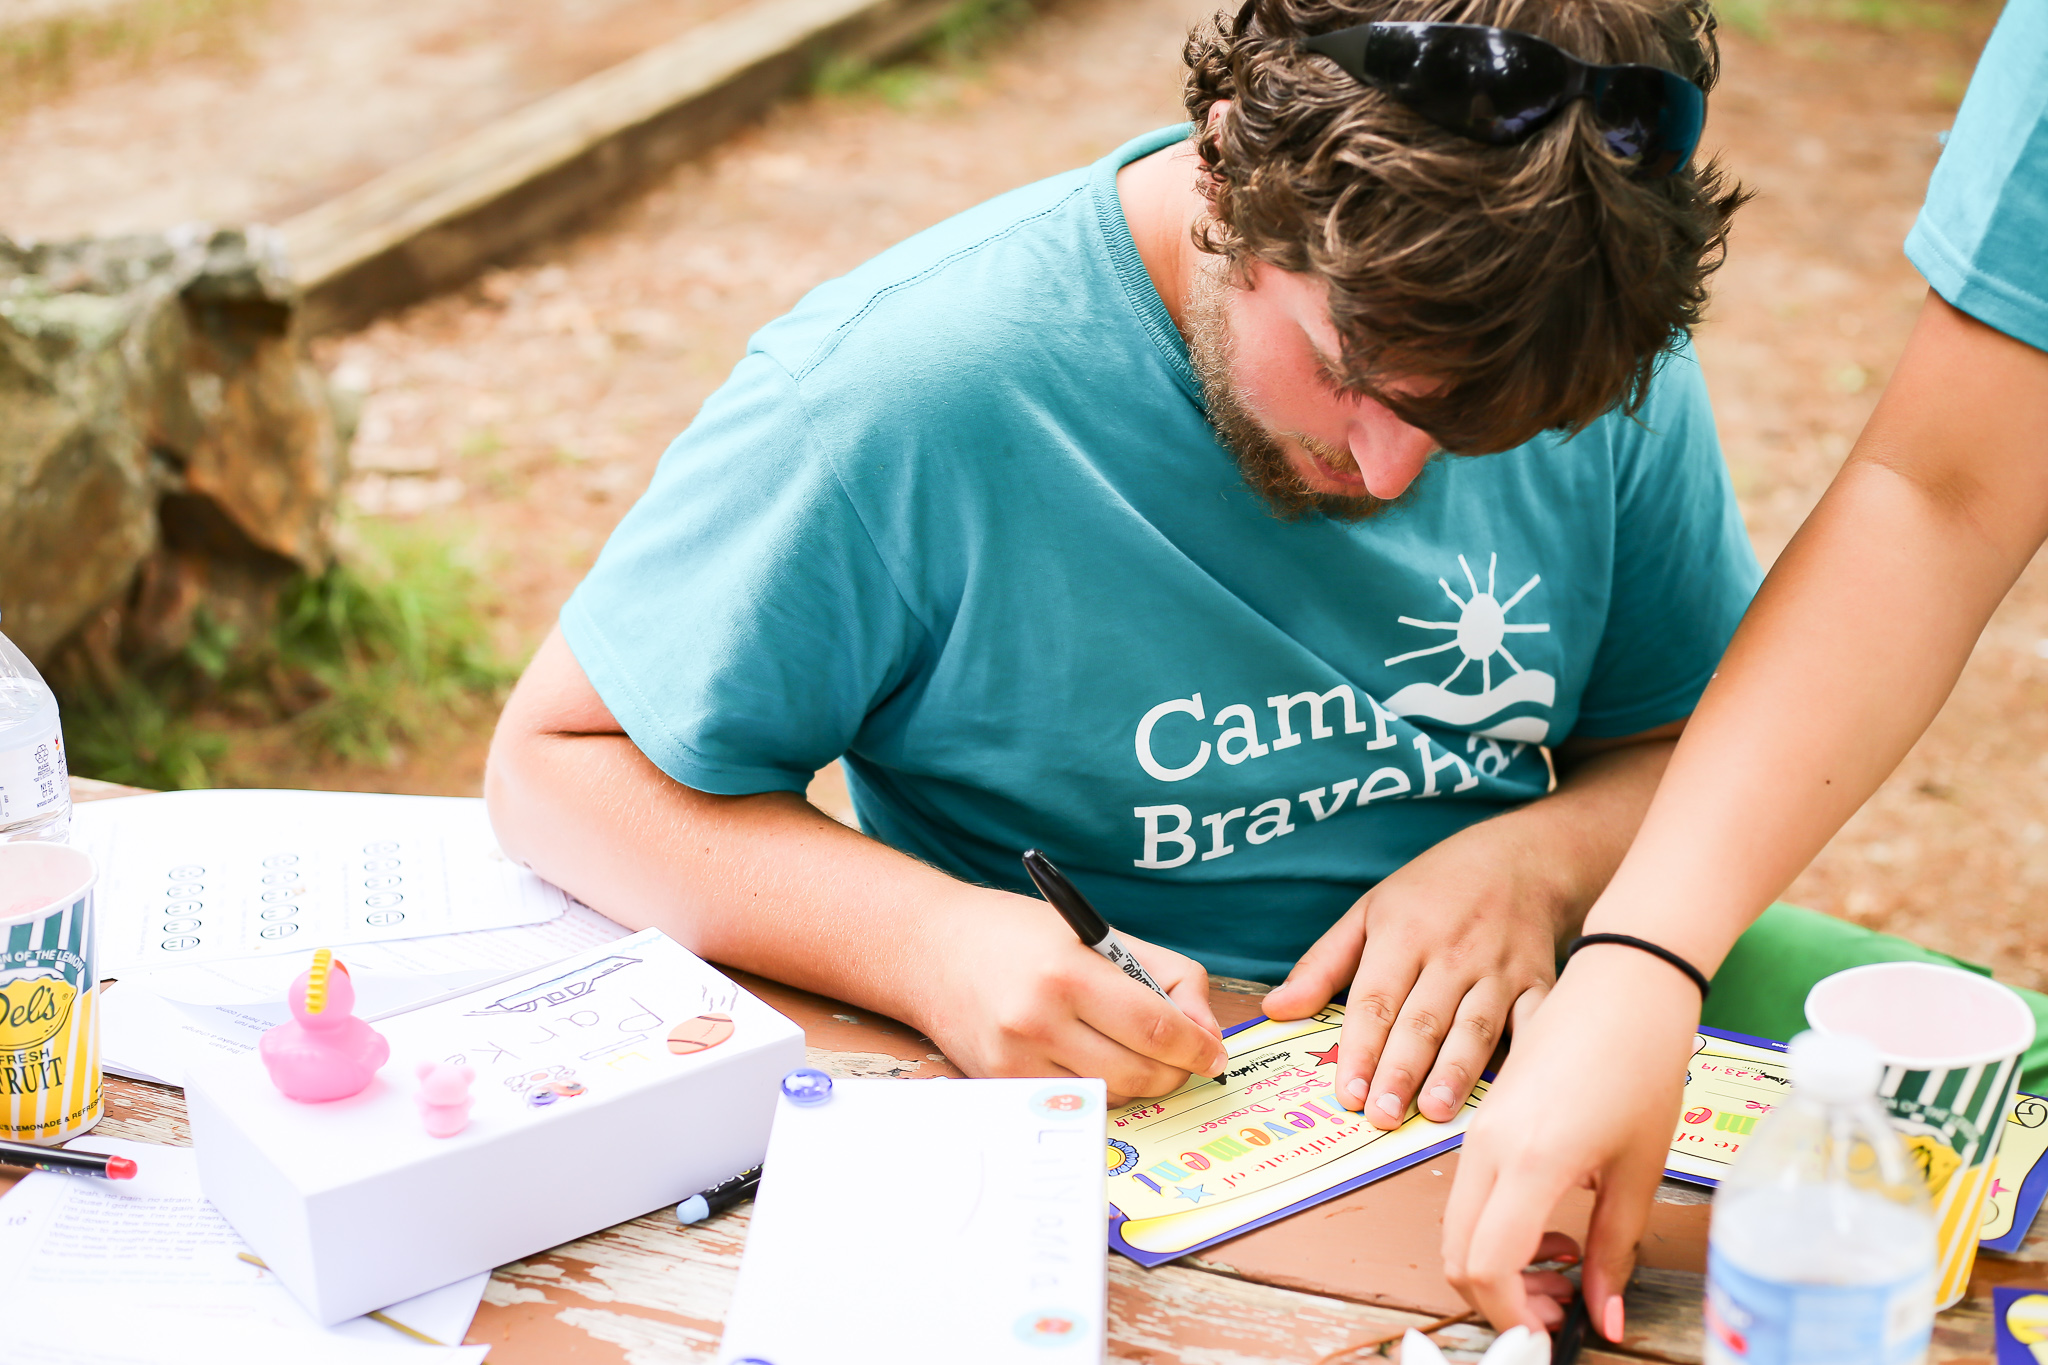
[1383,669,1556,744]
[1382,552,1557,744]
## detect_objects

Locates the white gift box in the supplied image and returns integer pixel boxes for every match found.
[186,928,805,1324]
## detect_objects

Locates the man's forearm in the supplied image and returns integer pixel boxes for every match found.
[485,630,1227,1095]
[485,720,980,1023]
[1589,294,2048,970]
[1495,730,1681,942]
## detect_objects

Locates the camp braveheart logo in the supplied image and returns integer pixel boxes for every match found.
[1383,552,1555,744]
[0,967,79,1052]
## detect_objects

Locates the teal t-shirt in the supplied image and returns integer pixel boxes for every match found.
[562,126,1761,985]
[1905,1,2048,353]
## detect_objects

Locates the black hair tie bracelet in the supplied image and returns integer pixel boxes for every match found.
[1566,933,1711,1002]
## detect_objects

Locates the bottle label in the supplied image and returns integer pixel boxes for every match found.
[0,720,67,828]
[1706,1246,1932,1365]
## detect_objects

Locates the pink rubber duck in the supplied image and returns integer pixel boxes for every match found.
[415,1062,475,1137]
[259,948,389,1102]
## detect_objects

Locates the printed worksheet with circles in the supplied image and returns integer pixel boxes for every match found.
[73,790,569,975]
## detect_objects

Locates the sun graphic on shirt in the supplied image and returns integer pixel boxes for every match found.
[1383,553,1550,694]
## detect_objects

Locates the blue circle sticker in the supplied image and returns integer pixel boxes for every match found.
[1014,1310,1086,1348]
[781,1068,835,1107]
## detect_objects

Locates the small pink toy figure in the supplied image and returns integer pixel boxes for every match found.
[258,948,389,1102]
[415,1062,475,1137]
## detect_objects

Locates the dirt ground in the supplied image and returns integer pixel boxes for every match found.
[0,0,745,235]
[20,0,2045,986]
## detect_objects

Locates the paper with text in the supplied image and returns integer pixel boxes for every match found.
[101,902,634,1086]
[1105,1007,1476,1266]
[0,1138,487,1362]
[76,790,569,974]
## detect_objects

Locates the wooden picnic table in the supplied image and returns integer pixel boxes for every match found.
[35,779,2041,1360]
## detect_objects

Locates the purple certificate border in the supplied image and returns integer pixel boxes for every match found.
[1982,1127,2048,1254]
[1106,1014,1465,1268]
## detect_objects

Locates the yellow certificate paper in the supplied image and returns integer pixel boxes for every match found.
[1665,1027,1792,1185]
[1105,1006,1480,1266]
[1665,1026,2048,1251]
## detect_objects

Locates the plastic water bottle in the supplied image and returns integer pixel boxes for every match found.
[1706,1030,1935,1364]
[0,616,71,843]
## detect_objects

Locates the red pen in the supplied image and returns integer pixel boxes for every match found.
[0,1139,136,1180]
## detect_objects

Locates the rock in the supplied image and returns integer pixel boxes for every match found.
[0,226,347,678]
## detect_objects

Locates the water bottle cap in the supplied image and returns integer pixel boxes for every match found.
[1789,1029,1883,1103]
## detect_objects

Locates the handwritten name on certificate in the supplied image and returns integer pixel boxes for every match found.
[1105,1006,1479,1266]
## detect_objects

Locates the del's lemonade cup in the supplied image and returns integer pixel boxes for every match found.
[0,842,101,1144]
[1806,960,2037,1309]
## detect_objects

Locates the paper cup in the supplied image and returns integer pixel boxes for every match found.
[1807,961,2036,1309]
[0,842,101,1144]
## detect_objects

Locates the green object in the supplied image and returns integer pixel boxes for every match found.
[1705,902,2048,1094]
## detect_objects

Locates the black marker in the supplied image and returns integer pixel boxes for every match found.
[1021,850,1224,1083]
[675,1166,762,1224]
[1553,1292,1590,1365]
[0,1139,136,1180]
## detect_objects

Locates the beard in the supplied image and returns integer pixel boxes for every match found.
[1181,266,1402,524]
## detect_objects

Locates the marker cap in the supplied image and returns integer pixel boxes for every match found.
[1021,850,1110,945]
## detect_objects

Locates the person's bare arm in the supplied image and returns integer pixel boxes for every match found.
[1445,292,2048,1335]
[484,627,1229,1098]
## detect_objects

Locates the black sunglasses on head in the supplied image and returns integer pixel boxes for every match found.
[1302,22,1705,180]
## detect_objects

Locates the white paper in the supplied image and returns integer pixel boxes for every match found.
[75,789,570,974]
[720,1078,1109,1364]
[101,902,635,1086]
[0,1138,489,1362]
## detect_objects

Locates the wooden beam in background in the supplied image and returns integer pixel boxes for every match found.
[280,0,961,336]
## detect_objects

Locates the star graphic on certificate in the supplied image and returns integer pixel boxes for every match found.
[1173,1184,1210,1204]
[1308,1044,1340,1067]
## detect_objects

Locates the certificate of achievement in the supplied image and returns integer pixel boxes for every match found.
[1105,1006,1478,1267]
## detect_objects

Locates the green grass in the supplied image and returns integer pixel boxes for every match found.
[813,0,1033,106]
[1,0,271,119]
[59,521,518,790]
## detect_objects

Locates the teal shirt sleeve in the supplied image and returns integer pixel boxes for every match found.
[1904,1,2048,354]
[559,351,925,796]
[1571,350,1762,738]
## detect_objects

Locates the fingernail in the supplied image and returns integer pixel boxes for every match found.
[1428,1084,1454,1106]
[1603,1296,1624,1342]
[1345,1078,1368,1102]
[1557,1252,1579,1266]
[1374,1091,1402,1118]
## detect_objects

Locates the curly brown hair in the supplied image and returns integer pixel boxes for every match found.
[1186,0,1749,454]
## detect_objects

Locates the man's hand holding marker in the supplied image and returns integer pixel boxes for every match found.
[1019,850,1229,1096]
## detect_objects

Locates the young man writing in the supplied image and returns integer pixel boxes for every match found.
[488,0,1742,1321]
